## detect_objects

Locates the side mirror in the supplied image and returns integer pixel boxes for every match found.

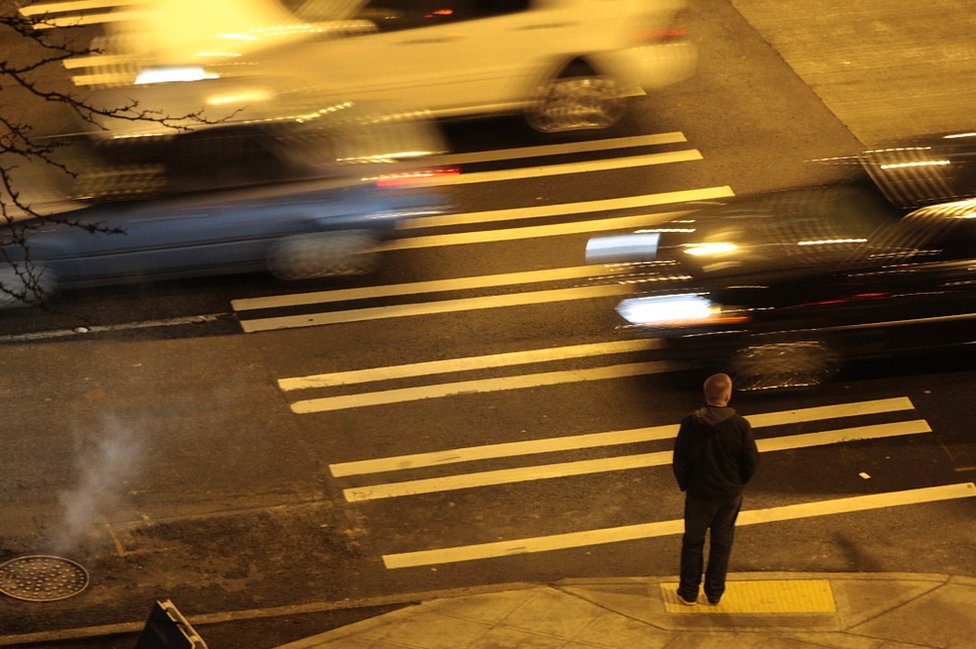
[585,232,660,264]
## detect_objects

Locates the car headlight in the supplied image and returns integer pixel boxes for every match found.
[615,293,749,328]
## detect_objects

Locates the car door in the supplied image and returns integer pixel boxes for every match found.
[281,0,566,116]
[41,192,315,284]
[40,202,264,284]
[821,213,976,354]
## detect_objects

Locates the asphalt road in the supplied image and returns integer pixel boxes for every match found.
[2,1,975,648]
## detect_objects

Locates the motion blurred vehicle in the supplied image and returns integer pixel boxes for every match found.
[61,0,696,135]
[585,132,976,390]
[0,101,448,307]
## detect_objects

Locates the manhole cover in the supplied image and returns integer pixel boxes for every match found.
[0,555,90,602]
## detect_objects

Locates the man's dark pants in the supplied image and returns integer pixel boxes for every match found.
[677,493,743,603]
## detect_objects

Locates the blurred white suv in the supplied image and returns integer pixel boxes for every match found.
[73,0,697,134]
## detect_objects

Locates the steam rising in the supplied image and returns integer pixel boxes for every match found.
[51,417,144,555]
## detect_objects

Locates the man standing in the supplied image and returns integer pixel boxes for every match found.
[672,372,758,606]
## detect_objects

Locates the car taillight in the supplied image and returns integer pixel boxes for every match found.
[633,9,689,43]
[375,167,460,188]
[616,293,749,328]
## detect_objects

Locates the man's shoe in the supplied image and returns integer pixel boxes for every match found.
[676,592,698,606]
[706,596,722,605]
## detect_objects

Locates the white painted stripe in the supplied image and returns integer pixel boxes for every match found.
[757,419,931,452]
[342,420,932,501]
[747,396,915,428]
[290,361,672,414]
[433,133,687,167]
[242,283,631,333]
[332,425,678,477]
[232,265,609,312]
[346,452,673,502]
[400,186,734,230]
[426,150,702,185]
[330,397,916,477]
[382,483,976,568]
[380,211,689,252]
[279,339,656,391]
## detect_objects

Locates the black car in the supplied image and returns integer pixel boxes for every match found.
[586,133,976,390]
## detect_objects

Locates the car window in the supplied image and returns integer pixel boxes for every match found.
[889,203,976,259]
[339,0,531,32]
[707,184,900,246]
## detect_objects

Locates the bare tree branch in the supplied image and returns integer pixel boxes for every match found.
[0,5,220,304]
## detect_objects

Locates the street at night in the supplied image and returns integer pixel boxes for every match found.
[1,1,975,648]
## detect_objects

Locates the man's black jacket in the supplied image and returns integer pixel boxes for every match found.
[673,405,758,502]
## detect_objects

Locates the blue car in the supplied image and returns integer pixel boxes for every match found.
[1,102,448,307]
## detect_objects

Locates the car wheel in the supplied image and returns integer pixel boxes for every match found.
[0,263,57,309]
[268,231,378,281]
[525,68,627,134]
[728,340,840,391]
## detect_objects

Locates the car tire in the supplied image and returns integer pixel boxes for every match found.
[728,340,840,391]
[524,65,628,134]
[268,231,379,281]
[0,263,57,309]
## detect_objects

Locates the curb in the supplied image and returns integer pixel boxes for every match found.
[0,582,539,647]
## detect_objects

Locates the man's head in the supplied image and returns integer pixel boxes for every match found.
[703,372,732,406]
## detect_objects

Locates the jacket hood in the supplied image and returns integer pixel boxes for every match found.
[694,406,737,427]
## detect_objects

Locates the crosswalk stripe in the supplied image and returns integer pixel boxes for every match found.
[289,361,672,413]
[432,133,688,167]
[381,483,976,568]
[342,420,932,501]
[232,265,612,312]
[279,339,657,390]
[747,396,914,428]
[242,283,632,333]
[379,210,689,252]
[425,150,702,185]
[331,425,679,477]
[399,186,734,230]
[329,397,916,477]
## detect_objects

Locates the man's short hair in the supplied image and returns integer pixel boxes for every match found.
[704,372,732,404]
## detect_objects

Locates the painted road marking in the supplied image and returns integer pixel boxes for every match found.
[342,419,932,501]
[279,339,657,390]
[399,186,734,231]
[747,396,915,428]
[432,132,688,167]
[660,579,836,613]
[232,265,617,312]
[380,210,690,252]
[329,397,916,477]
[290,361,673,414]
[423,150,702,186]
[242,283,632,333]
[381,483,976,568]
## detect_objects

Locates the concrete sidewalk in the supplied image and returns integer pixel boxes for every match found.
[272,572,976,649]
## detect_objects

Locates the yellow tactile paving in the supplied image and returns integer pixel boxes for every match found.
[661,579,836,613]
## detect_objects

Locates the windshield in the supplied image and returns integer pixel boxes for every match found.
[659,181,902,277]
